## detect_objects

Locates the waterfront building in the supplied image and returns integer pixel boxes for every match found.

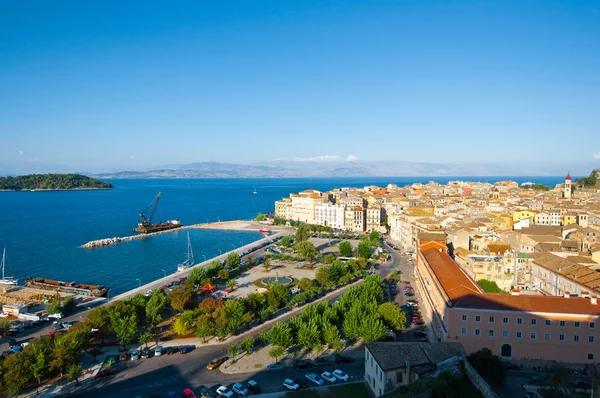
[289,190,328,224]
[314,202,346,230]
[344,206,366,232]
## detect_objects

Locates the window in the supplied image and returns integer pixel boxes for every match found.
[591,322,596,329]
[530,332,536,340]
[489,316,495,323]
[517,318,523,325]
[574,334,580,342]
[462,314,468,322]
[475,315,481,322]
[575,321,581,328]
[502,330,508,338]
[589,353,595,361]
[489,329,495,337]
[546,320,551,326]
[503,317,509,324]
[560,321,566,327]
[396,372,403,383]
[531,318,537,326]
[545,333,551,341]
[516,331,522,339]
[590,336,595,343]
[475,328,481,336]
[461,327,467,335]
[559,334,565,341]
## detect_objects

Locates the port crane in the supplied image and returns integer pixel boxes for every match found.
[138,192,161,228]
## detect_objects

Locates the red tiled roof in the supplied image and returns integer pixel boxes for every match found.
[566,173,572,181]
[421,249,600,316]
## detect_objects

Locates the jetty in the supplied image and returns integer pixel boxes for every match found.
[81,220,278,248]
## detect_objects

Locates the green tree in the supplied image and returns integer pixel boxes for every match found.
[226,252,241,268]
[46,301,62,315]
[2,352,32,395]
[357,241,372,259]
[378,302,407,331]
[86,306,111,343]
[241,336,255,353]
[266,283,291,309]
[315,267,330,287]
[139,332,152,348]
[262,259,271,272]
[280,236,293,247]
[323,253,336,264]
[168,287,195,312]
[226,279,238,291]
[0,319,11,335]
[228,343,242,360]
[62,296,77,314]
[108,303,139,347]
[342,308,362,340]
[295,224,309,242]
[30,348,48,393]
[195,315,215,343]
[173,310,198,336]
[217,269,230,280]
[256,213,266,221]
[146,290,167,327]
[360,315,388,342]
[467,348,506,386]
[269,323,293,348]
[207,261,223,278]
[338,241,353,257]
[322,321,341,347]
[49,344,76,378]
[297,321,321,349]
[297,277,315,291]
[225,299,245,333]
[269,346,285,363]
[66,363,83,386]
[295,241,318,262]
[476,280,506,293]
[188,267,207,287]
[368,230,380,245]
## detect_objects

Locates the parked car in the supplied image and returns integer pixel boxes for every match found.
[130,350,140,360]
[283,379,300,391]
[207,357,224,370]
[313,357,332,366]
[321,371,338,384]
[96,366,119,378]
[119,352,129,361]
[334,354,354,364]
[575,379,591,389]
[305,373,325,386]
[199,386,217,398]
[333,369,349,382]
[154,346,163,356]
[182,388,197,398]
[164,392,177,398]
[291,378,307,389]
[47,313,63,319]
[246,380,260,393]
[216,386,233,397]
[294,360,313,369]
[231,383,248,396]
[266,364,284,372]
[180,345,195,354]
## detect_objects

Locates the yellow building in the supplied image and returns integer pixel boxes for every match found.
[513,210,537,222]
[564,213,577,226]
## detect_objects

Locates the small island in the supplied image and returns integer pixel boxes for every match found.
[0,173,113,191]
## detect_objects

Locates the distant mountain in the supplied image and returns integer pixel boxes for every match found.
[91,160,532,178]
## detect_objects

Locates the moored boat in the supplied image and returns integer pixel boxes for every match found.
[177,232,195,272]
[0,248,17,286]
[25,277,108,297]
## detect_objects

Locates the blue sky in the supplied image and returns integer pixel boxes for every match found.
[1,1,599,173]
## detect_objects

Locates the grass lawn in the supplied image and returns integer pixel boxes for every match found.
[286,382,371,398]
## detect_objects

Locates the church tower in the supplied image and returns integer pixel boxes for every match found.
[563,173,572,199]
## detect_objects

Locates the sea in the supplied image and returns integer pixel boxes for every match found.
[0,176,567,295]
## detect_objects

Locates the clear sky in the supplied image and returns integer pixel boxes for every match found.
[1,1,599,173]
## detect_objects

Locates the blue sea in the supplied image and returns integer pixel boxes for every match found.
[0,176,567,295]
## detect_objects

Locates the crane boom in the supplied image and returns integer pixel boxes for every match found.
[139,192,161,225]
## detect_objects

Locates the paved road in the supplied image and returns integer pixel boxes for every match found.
[68,242,403,397]
[0,229,292,353]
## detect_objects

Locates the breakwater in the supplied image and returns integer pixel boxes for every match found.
[81,224,200,248]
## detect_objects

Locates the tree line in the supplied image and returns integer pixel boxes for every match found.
[0,174,113,190]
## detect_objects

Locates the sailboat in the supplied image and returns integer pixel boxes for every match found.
[177,233,195,272]
[0,248,17,286]
[253,188,257,194]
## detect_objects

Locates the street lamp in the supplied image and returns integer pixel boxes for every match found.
[203,255,207,262]
[161,269,167,278]
[136,278,141,287]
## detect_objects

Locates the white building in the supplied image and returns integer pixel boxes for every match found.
[314,203,346,230]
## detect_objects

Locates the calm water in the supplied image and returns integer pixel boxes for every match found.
[0,176,566,294]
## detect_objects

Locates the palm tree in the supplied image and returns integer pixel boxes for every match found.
[263,260,271,272]
[227,279,238,291]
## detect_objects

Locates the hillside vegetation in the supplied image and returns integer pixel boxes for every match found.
[575,169,599,188]
[0,174,113,190]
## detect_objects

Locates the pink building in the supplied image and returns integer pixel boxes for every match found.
[415,246,600,364]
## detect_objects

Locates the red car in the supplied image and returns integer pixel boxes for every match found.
[182,389,196,398]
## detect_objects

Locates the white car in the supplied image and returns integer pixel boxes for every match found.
[231,383,248,396]
[0,312,8,318]
[407,302,418,307]
[216,386,234,397]
[283,379,300,390]
[305,373,325,386]
[61,322,72,329]
[130,350,140,360]
[321,371,338,384]
[154,346,163,356]
[333,369,349,382]
[47,313,63,319]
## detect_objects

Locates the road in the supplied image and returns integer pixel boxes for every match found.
[0,228,292,353]
[68,241,404,397]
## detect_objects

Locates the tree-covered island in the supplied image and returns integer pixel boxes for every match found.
[0,174,113,191]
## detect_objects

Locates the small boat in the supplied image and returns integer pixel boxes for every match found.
[0,248,17,286]
[177,233,195,272]
[253,188,257,194]
[259,229,271,233]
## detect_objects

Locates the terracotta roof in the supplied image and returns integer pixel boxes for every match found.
[365,342,463,372]
[418,232,447,242]
[421,249,600,316]
[566,173,572,181]
[487,244,511,254]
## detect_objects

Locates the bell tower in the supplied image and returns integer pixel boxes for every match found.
[563,173,572,199]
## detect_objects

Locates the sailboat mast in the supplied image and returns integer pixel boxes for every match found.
[1,248,4,280]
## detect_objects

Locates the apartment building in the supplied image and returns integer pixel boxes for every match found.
[314,203,346,230]
[344,206,366,232]
[289,190,328,224]
[274,198,292,220]
[415,245,600,363]
[366,205,383,231]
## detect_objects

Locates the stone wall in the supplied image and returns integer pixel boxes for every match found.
[463,360,500,398]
